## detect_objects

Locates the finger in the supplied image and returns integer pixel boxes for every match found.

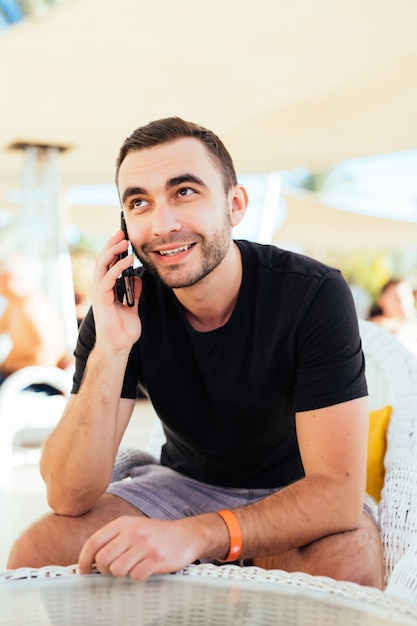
[78,540,101,574]
[104,229,126,248]
[94,541,133,576]
[128,557,158,582]
[96,240,130,281]
[78,523,120,574]
[107,546,148,579]
[98,255,135,304]
[78,516,139,574]
[96,230,126,268]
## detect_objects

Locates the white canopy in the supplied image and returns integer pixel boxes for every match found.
[2,0,416,353]
[0,0,417,205]
[277,192,417,254]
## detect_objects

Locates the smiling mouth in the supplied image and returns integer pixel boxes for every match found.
[157,244,194,257]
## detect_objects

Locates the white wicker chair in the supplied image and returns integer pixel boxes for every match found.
[0,365,72,490]
[358,319,417,599]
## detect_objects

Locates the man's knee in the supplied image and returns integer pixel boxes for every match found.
[253,513,385,589]
[346,512,385,588]
[7,511,80,569]
[7,493,143,570]
[337,512,384,588]
[301,514,384,588]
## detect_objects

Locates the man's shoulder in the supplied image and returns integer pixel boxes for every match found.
[236,240,338,280]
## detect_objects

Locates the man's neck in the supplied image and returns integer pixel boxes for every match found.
[174,242,242,332]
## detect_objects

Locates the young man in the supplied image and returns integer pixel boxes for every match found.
[8,118,384,587]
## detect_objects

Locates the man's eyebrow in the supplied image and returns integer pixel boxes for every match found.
[121,187,147,205]
[166,174,206,189]
[121,174,206,205]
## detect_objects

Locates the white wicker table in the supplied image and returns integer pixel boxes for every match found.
[1,567,416,626]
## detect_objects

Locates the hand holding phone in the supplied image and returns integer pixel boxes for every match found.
[119,211,135,307]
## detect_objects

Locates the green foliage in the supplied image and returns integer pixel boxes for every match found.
[323,249,396,301]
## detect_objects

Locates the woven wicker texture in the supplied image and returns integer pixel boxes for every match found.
[359,320,417,596]
[1,571,416,626]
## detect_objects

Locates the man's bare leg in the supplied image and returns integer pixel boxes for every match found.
[252,512,384,589]
[7,494,143,569]
[8,500,384,589]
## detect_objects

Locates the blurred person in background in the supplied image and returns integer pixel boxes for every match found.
[369,278,417,358]
[0,254,67,380]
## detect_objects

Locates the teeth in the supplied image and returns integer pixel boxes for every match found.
[158,244,192,257]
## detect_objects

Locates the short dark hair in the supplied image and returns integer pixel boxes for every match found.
[115,117,238,192]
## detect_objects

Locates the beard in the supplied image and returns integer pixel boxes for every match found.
[132,209,232,289]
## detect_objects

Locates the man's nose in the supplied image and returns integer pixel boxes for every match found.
[151,201,181,236]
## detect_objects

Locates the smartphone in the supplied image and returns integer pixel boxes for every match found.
[119,211,135,307]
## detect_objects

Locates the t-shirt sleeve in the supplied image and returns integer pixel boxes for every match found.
[294,270,367,412]
[71,306,139,399]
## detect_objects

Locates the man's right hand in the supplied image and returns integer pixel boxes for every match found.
[91,230,142,354]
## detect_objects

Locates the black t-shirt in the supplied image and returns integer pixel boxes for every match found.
[72,241,367,489]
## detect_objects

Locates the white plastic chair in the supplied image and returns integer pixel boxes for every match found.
[0,365,72,490]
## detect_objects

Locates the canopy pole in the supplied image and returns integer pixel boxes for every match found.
[10,141,78,356]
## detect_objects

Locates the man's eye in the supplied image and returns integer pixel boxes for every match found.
[130,198,148,209]
[178,187,195,197]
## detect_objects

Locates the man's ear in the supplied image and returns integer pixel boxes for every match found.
[229,184,248,227]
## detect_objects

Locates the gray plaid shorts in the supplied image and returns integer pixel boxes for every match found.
[107,450,378,524]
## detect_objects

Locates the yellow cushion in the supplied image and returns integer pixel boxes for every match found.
[366,405,392,502]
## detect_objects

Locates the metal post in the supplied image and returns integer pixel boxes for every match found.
[8,141,78,355]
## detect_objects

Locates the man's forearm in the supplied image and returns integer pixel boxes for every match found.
[40,346,131,516]
[192,472,364,563]
[239,474,363,558]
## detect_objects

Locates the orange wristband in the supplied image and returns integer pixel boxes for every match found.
[216,509,242,562]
